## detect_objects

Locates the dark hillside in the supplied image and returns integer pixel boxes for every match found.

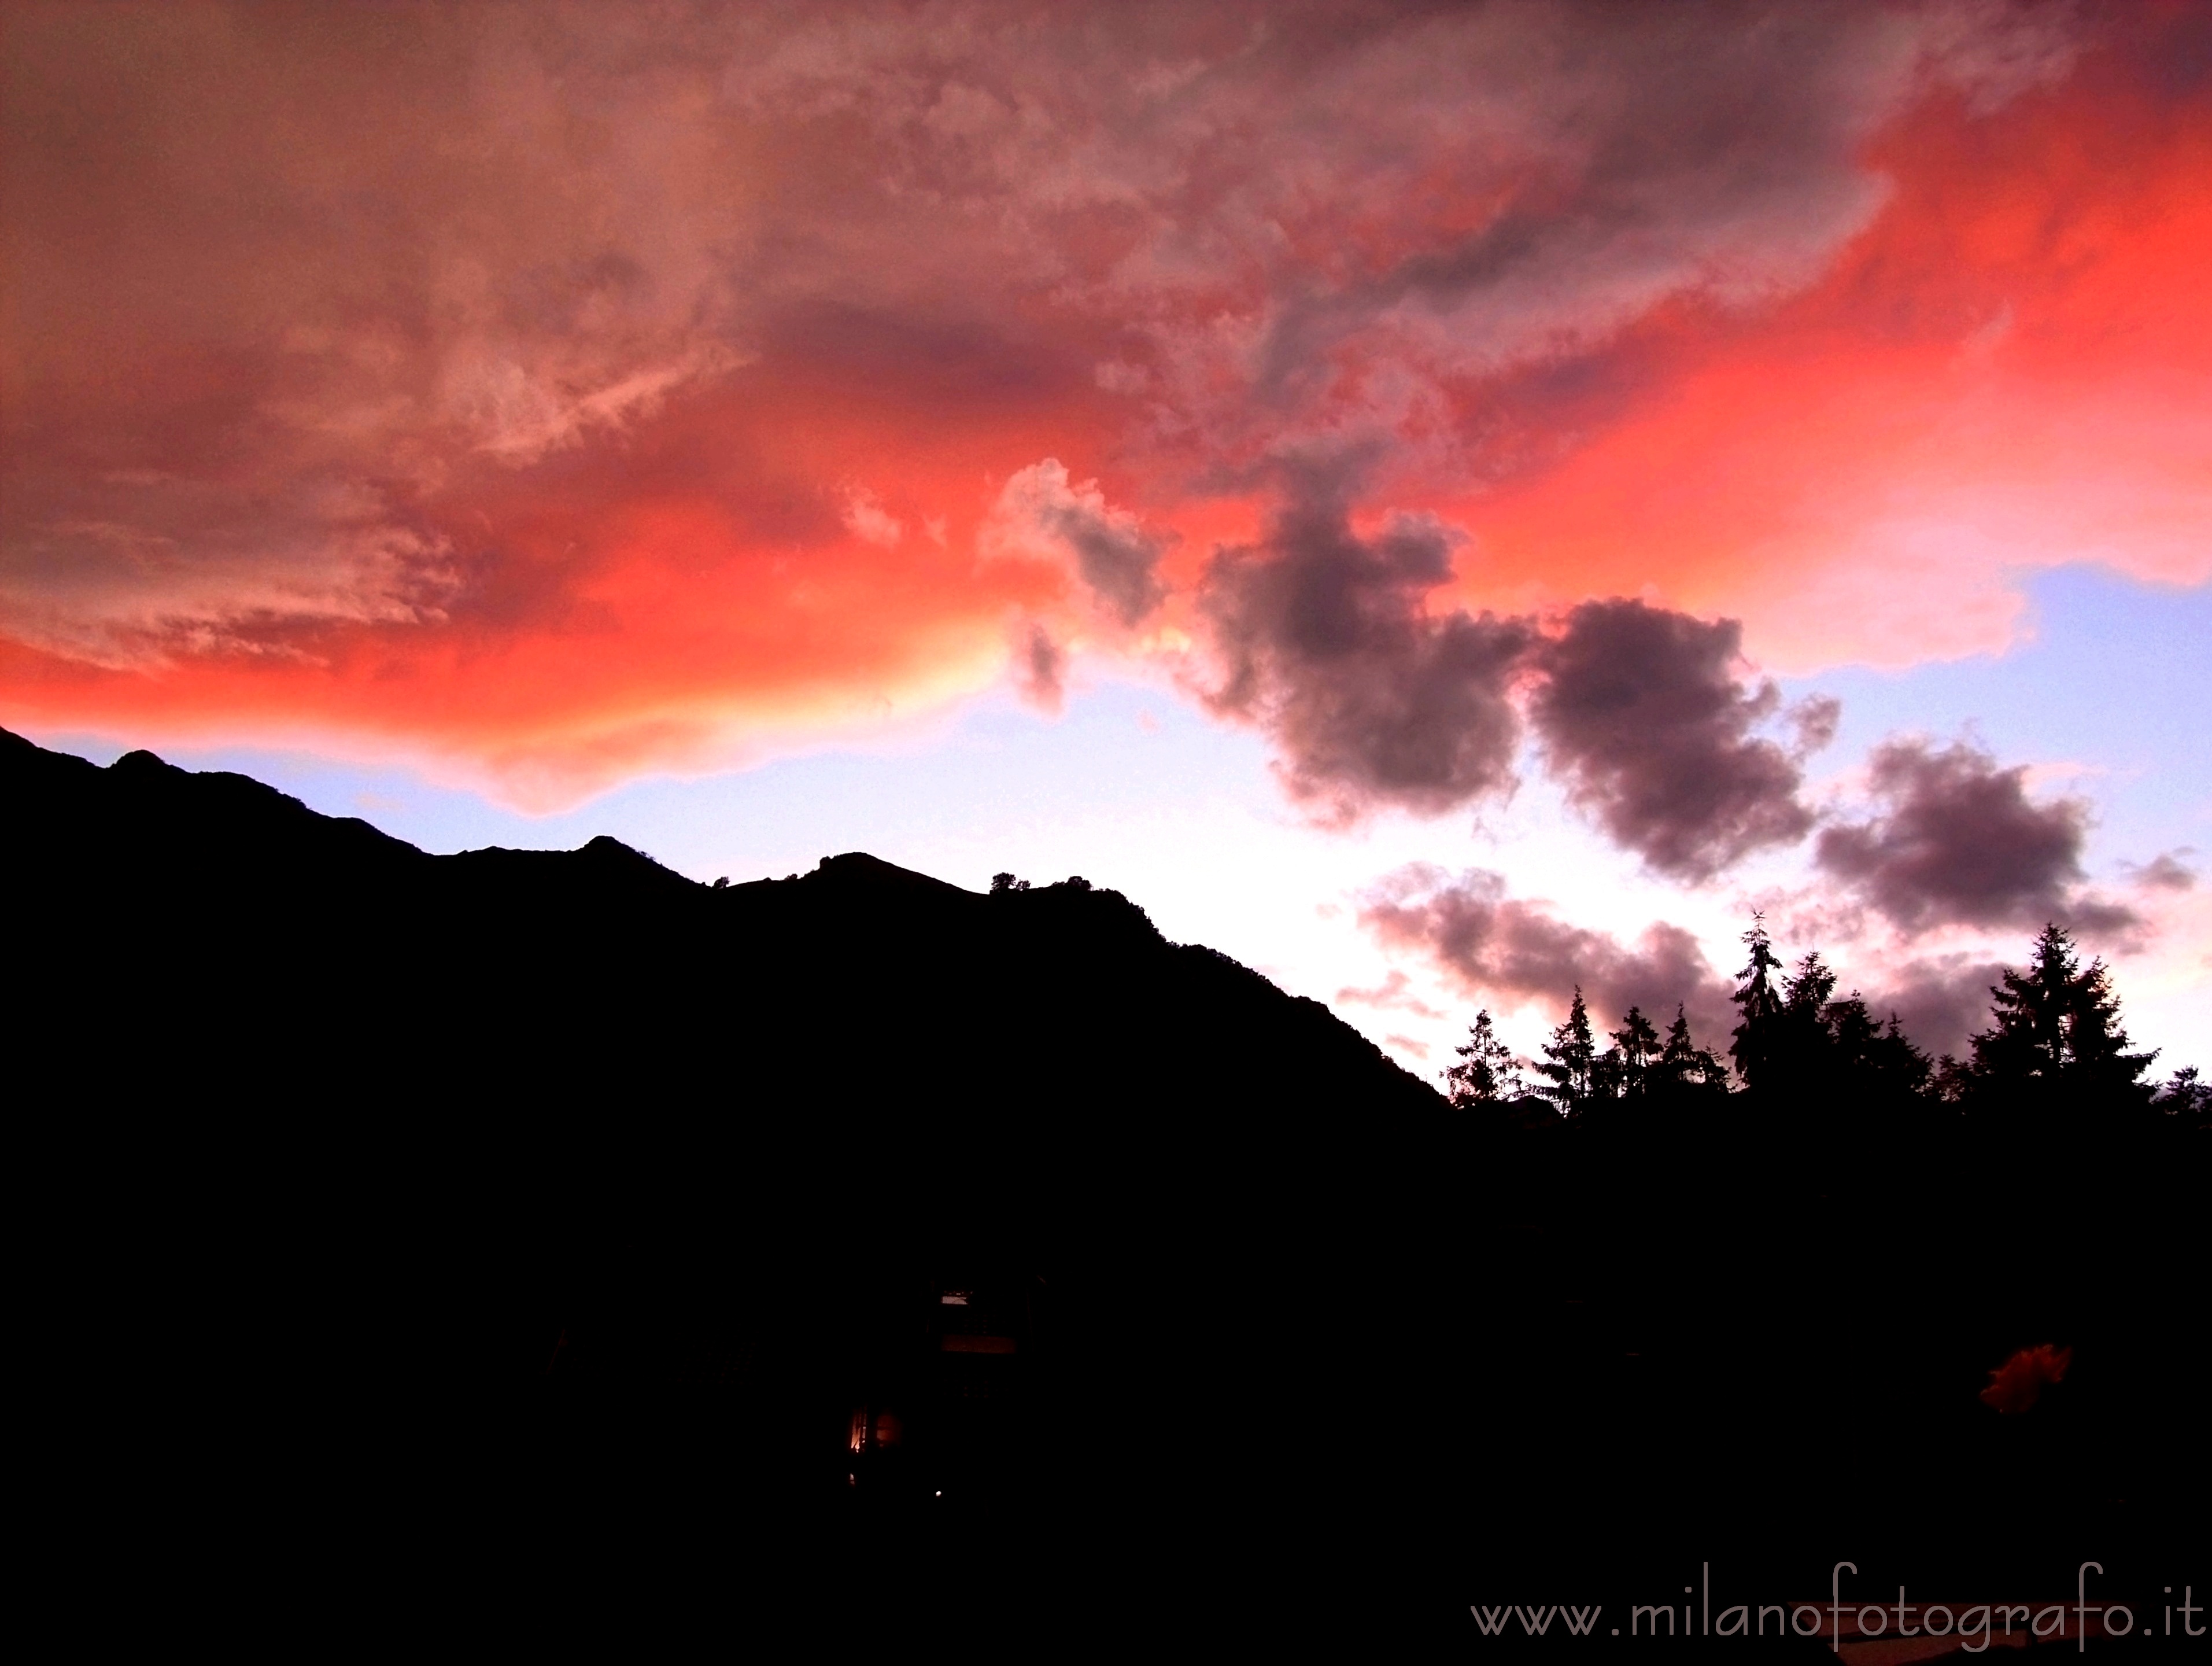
[5,727,1455,1633]
[6,728,2202,1650]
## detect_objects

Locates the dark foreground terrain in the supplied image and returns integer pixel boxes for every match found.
[7,729,2202,1652]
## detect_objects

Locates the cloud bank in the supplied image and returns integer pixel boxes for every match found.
[1816,738,2136,938]
[1358,864,1735,1041]
[10,0,2202,799]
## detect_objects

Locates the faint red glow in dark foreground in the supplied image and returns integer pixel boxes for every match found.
[1980,1344,2071,1414]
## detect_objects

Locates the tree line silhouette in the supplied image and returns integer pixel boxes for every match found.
[1447,918,2207,1123]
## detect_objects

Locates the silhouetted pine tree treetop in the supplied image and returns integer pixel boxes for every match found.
[2159,1065,2210,1125]
[1535,987,1597,1114]
[1488,991,1708,1121]
[1452,916,2194,1124]
[1564,999,1730,1117]
[1442,1009,1524,1108]
[1657,1004,1730,1098]
[1597,1005,1660,1100]
[1727,922,2140,1113]
[1776,951,1838,1077]
[1947,923,2161,1108]
[1823,995,1933,1101]
[1728,915,1786,1090]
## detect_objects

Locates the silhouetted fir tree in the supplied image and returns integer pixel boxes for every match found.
[1726,924,1938,1104]
[1932,1052,1971,1103]
[1537,987,1597,1115]
[1442,1009,1524,1108]
[1656,1004,1729,1097]
[1961,924,2158,1108]
[1822,994,1879,1066]
[1774,950,1840,1083]
[1822,994,1933,1101]
[2056,955,2153,1089]
[1781,951,1837,1017]
[2158,1065,2210,1126]
[1728,916,1786,1091]
[1591,1005,1661,1103]
[1525,911,2176,1121]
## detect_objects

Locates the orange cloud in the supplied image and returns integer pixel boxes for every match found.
[1434,34,2212,667]
[0,352,1111,802]
[3,4,2203,799]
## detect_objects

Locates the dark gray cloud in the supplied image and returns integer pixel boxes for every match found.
[1200,508,1845,872]
[1198,496,1532,825]
[1063,510,1170,629]
[1015,622,1065,711]
[1816,738,2138,936]
[1864,954,2012,1061]
[1788,694,1843,758]
[1528,599,1816,880]
[1248,2,2078,422]
[2125,849,2198,891]
[1358,864,1734,1040]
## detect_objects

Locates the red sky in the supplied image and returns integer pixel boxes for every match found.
[7,1,2206,1075]
[8,1,2206,801]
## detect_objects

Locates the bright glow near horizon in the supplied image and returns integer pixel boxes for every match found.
[5,3,2206,1081]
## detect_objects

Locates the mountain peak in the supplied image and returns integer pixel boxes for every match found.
[805,851,974,897]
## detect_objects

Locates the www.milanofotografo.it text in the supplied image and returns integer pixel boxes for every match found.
[1471,1563,2204,1647]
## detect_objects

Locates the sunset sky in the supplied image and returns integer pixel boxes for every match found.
[5,1,2206,1076]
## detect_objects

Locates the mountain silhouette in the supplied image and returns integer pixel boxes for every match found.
[7,727,2201,1650]
[7,726,1459,1637]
